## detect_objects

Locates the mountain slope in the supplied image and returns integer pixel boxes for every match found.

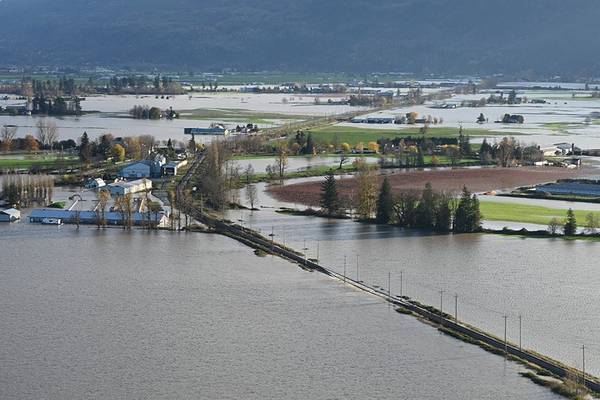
[0,0,598,75]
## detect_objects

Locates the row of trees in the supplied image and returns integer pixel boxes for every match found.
[31,95,82,116]
[108,75,183,94]
[78,132,159,164]
[129,105,178,120]
[320,167,482,233]
[546,209,600,236]
[479,137,543,166]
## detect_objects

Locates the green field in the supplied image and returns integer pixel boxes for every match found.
[307,125,516,146]
[480,200,600,226]
[0,155,80,169]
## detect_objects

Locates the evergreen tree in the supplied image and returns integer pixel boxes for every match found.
[563,208,577,236]
[434,192,452,233]
[479,138,492,164]
[415,182,436,228]
[321,171,340,216]
[376,176,393,224]
[453,186,481,233]
[79,131,91,163]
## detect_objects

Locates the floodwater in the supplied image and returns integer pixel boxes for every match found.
[0,223,562,399]
[227,184,600,378]
[342,90,600,148]
[230,155,379,174]
[0,93,368,142]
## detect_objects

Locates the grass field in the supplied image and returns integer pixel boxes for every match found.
[307,125,516,146]
[0,155,80,169]
[480,200,599,226]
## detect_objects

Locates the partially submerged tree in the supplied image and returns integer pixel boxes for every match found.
[548,217,561,235]
[246,185,258,210]
[563,208,577,236]
[585,212,599,234]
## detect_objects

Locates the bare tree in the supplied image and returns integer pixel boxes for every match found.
[246,185,258,210]
[548,217,561,235]
[274,145,288,181]
[0,125,17,152]
[138,135,156,158]
[338,152,350,169]
[36,119,59,149]
[98,189,111,228]
[244,164,255,185]
[585,212,599,234]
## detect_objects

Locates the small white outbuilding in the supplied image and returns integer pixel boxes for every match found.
[0,208,21,222]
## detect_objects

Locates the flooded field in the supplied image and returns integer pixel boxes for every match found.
[341,90,600,148]
[225,182,600,377]
[0,92,369,142]
[0,223,562,400]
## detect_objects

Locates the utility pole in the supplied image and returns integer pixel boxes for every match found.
[316,240,320,263]
[454,293,458,322]
[303,239,308,266]
[504,315,508,357]
[518,315,522,351]
[400,270,403,297]
[439,290,445,326]
[343,255,347,283]
[582,344,586,389]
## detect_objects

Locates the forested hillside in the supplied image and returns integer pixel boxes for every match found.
[0,0,598,75]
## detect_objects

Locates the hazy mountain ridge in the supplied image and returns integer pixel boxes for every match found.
[0,0,598,75]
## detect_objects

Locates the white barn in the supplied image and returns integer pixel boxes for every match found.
[107,179,153,196]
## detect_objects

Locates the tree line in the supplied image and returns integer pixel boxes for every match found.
[320,166,482,233]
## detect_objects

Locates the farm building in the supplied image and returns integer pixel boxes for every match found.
[29,208,168,227]
[84,178,106,189]
[107,179,152,196]
[119,154,166,178]
[161,160,188,176]
[0,208,21,222]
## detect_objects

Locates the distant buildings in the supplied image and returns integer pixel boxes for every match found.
[0,208,21,222]
[184,126,230,136]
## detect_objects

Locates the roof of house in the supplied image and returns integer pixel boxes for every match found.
[107,178,152,190]
[0,208,20,218]
[29,208,165,223]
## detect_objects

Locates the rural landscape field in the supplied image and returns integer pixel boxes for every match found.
[3,1,600,399]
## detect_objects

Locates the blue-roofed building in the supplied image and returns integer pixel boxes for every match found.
[29,208,168,227]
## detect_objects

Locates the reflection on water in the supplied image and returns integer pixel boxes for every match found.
[228,206,600,377]
[0,225,561,399]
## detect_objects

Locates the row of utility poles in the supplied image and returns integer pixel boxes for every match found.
[253,225,590,391]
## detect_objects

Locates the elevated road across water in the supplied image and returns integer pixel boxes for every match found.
[176,150,600,395]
